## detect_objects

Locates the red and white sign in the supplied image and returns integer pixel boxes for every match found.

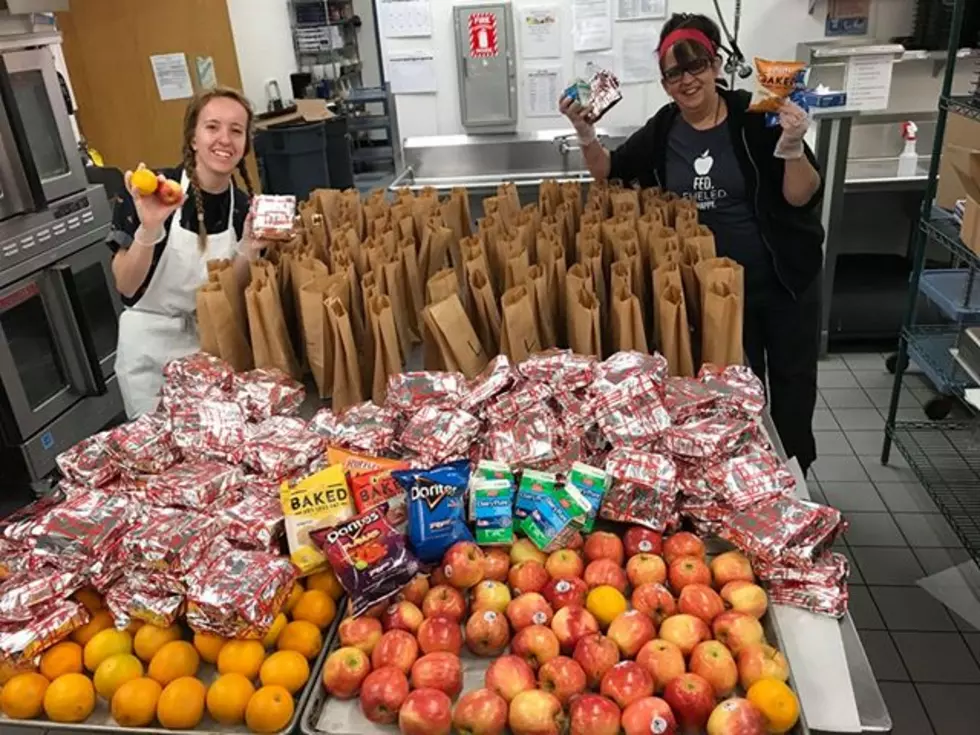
[468,12,498,58]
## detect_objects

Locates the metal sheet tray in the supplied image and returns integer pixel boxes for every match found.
[1,612,340,735]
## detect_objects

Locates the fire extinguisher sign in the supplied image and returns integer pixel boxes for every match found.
[468,12,498,58]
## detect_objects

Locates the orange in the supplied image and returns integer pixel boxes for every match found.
[43,672,95,723]
[305,569,343,600]
[747,678,800,734]
[73,587,104,613]
[262,614,288,649]
[194,631,228,664]
[217,639,266,680]
[40,641,84,680]
[245,685,295,734]
[283,581,304,616]
[276,620,323,660]
[0,658,37,686]
[134,624,182,662]
[206,673,255,725]
[0,672,48,719]
[259,650,309,695]
[83,628,133,672]
[586,585,628,628]
[148,640,200,686]
[111,677,161,727]
[291,590,336,630]
[72,608,114,646]
[130,168,158,196]
[94,654,144,700]
[156,676,206,729]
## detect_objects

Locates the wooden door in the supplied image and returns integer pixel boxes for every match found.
[57,0,250,176]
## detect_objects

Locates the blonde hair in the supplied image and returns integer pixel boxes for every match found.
[181,86,255,251]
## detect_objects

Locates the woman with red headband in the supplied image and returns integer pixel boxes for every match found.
[560,13,823,474]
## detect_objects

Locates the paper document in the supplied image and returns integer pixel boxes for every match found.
[524,65,562,117]
[620,34,656,83]
[388,51,437,94]
[195,56,216,90]
[615,0,666,20]
[520,6,561,60]
[379,0,432,38]
[572,0,612,52]
[150,53,194,101]
[575,51,616,79]
[845,54,893,111]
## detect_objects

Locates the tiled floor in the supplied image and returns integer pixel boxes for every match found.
[815,351,980,734]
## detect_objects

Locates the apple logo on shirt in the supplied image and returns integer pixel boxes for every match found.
[694,150,714,176]
[691,149,727,210]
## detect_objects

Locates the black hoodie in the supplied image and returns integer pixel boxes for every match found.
[607,88,825,299]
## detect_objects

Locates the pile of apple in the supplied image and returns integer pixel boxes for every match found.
[321,528,796,735]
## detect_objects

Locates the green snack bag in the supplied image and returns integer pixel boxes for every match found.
[567,462,609,532]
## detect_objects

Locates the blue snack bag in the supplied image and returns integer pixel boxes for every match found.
[393,460,473,564]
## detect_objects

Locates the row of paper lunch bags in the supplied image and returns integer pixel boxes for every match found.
[195,181,745,412]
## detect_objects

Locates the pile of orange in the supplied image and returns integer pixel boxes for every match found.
[0,567,341,732]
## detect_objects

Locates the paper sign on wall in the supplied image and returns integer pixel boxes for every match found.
[380,0,432,38]
[615,0,666,21]
[388,51,438,94]
[620,34,656,83]
[524,65,562,117]
[150,53,193,101]
[572,0,612,52]
[520,6,561,60]
[195,56,216,90]
[845,54,893,111]
[469,12,499,58]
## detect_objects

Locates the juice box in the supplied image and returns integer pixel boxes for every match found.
[567,462,609,531]
[514,469,558,522]
[280,464,354,575]
[521,494,578,552]
[470,478,515,545]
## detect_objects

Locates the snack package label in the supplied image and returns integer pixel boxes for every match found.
[280,464,354,575]
[749,58,808,114]
[327,447,409,477]
[474,459,516,487]
[514,469,558,521]
[351,469,407,529]
[521,495,577,552]
[567,461,609,532]
[394,461,473,563]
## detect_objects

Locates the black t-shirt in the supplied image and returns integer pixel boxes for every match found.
[106,166,249,307]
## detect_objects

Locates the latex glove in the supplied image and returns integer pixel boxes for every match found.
[238,211,270,262]
[775,100,809,160]
[558,95,597,145]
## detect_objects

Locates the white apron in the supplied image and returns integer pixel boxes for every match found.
[115,171,237,418]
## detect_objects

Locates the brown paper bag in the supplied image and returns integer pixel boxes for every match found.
[206,259,247,339]
[398,236,425,338]
[539,239,567,347]
[497,182,521,228]
[427,268,460,305]
[196,282,254,372]
[300,273,347,398]
[657,283,695,377]
[539,179,560,217]
[324,297,363,412]
[695,259,745,368]
[380,255,418,357]
[637,210,666,250]
[331,249,366,348]
[504,240,531,290]
[609,282,648,354]
[556,201,576,252]
[648,226,681,269]
[423,293,489,378]
[368,295,403,405]
[610,260,632,299]
[467,265,502,356]
[675,208,699,238]
[245,276,301,379]
[694,257,744,313]
[440,187,472,241]
[580,240,607,327]
[420,217,453,283]
[568,287,602,357]
[526,264,557,349]
[560,181,583,229]
[499,285,542,363]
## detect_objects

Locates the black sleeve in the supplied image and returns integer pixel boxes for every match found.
[231,188,250,241]
[608,120,657,187]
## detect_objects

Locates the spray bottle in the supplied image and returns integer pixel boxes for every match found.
[898,121,919,178]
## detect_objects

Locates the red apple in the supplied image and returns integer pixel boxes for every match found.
[465,609,511,656]
[621,696,677,735]
[663,673,714,731]
[712,612,764,655]
[542,577,588,610]
[471,580,512,615]
[156,179,183,206]
[401,575,430,607]
[410,652,463,699]
[372,629,419,674]
[567,693,621,735]
[678,583,726,624]
[636,639,686,693]
[508,690,565,735]
[626,554,668,587]
[584,532,625,566]
[339,616,383,654]
[572,633,620,688]
[507,593,554,631]
[383,601,424,634]
[662,532,706,564]
[668,555,712,592]
[710,551,755,588]
[545,550,585,579]
[363,600,388,619]
[584,559,628,593]
[690,641,738,698]
[511,538,547,566]
[537,656,587,706]
[360,665,410,724]
[417,615,463,655]
[706,698,767,735]
[632,583,677,625]
[485,655,536,703]
[509,561,550,596]
[624,527,664,558]
[430,567,449,587]
[736,643,789,690]
[483,548,511,582]
[443,541,486,590]
[551,605,600,653]
[323,646,372,698]
[453,688,509,735]
[600,660,655,709]
[607,610,656,658]
[422,585,467,621]
[399,688,453,735]
[720,581,768,619]
[658,614,710,656]
[566,532,585,552]
[511,625,561,670]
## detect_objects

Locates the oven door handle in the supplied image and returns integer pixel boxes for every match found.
[0,55,45,210]
[53,263,108,397]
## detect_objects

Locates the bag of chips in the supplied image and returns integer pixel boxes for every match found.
[280,464,355,576]
[393,460,473,564]
[748,58,807,114]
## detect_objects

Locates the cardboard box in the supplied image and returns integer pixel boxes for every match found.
[936,113,980,209]
[955,151,980,255]
[255,98,336,130]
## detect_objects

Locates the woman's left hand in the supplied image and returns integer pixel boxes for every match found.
[775,100,809,160]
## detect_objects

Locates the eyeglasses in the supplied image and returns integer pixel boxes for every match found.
[662,57,711,84]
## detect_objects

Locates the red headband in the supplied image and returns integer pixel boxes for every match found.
[658,29,717,62]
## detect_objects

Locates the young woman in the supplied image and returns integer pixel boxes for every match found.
[108,86,268,418]
[560,13,823,473]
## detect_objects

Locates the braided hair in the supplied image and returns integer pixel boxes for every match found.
[180,86,256,252]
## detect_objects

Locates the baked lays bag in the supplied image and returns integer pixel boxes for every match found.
[749,58,807,113]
